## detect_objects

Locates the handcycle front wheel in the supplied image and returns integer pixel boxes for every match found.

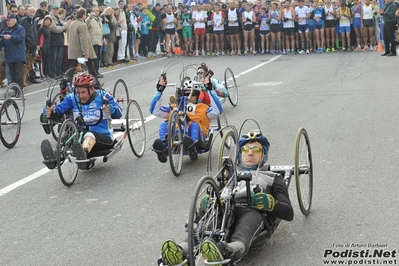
[167,109,183,177]
[294,127,313,216]
[188,175,222,266]
[126,99,146,157]
[113,79,130,113]
[57,118,80,186]
[224,68,238,107]
[5,83,25,120]
[0,98,21,149]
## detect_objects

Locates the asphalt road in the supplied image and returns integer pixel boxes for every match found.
[1,51,398,266]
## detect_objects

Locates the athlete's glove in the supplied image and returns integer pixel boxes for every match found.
[201,193,210,212]
[251,192,275,212]
[156,74,167,92]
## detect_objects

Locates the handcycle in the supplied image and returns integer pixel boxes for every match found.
[154,62,232,177]
[0,82,25,120]
[46,80,146,186]
[183,120,313,265]
[0,98,21,148]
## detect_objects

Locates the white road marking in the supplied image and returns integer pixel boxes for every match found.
[0,56,280,197]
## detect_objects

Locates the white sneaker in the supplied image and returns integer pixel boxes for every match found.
[306,49,310,54]
[221,51,225,56]
[202,50,205,56]
[299,50,305,54]
[195,50,199,57]
[237,50,241,55]
[216,51,219,56]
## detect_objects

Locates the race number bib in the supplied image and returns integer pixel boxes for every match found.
[186,103,197,114]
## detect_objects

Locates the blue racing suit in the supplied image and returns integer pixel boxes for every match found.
[52,90,122,141]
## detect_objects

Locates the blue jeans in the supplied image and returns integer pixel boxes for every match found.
[158,121,202,147]
[5,62,11,84]
[128,31,136,57]
[49,46,63,78]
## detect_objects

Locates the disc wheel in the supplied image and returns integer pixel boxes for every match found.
[224,68,238,107]
[167,109,183,177]
[50,93,66,141]
[0,98,21,148]
[5,83,25,120]
[126,100,146,157]
[294,127,313,216]
[113,79,130,113]
[57,119,80,186]
[188,175,222,266]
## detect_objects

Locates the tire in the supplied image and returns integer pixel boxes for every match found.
[188,175,222,266]
[167,109,183,177]
[50,93,66,141]
[224,68,238,107]
[57,118,80,186]
[0,98,21,148]
[126,100,146,158]
[217,129,237,176]
[294,127,313,216]
[113,79,130,114]
[49,78,61,100]
[5,83,25,120]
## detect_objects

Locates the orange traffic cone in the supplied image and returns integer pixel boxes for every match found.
[175,47,182,55]
[377,42,384,52]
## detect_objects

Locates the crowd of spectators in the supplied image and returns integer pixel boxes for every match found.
[0,0,398,88]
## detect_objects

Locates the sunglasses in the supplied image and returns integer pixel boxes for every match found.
[11,11,18,13]
[241,145,263,153]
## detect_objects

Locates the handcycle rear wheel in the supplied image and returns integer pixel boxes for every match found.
[126,100,146,157]
[167,109,183,177]
[188,175,222,266]
[5,83,25,120]
[294,127,313,216]
[50,93,66,141]
[57,118,80,187]
[217,129,237,175]
[0,98,21,149]
[113,79,130,113]
[224,68,238,107]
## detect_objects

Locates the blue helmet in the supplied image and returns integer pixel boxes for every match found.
[238,131,270,167]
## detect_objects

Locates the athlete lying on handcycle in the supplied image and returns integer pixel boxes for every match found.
[150,73,223,163]
[40,73,122,170]
[196,62,229,104]
[158,131,294,265]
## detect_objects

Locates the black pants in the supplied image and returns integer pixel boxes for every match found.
[230,205,264,258]
[140,33,149,56]
[150,30,160,53]
[8,62,24,89]
[39,48,50,78]
[93,45,101,73]
[49,46,63,78]
[383,21,397,54]
[66,59,97,81]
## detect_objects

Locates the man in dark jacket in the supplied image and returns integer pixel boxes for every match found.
[149,3,162,55]
[35,1,50,27]
[379,0,397,56]
[0,13,26,90]
[21,7,41,84]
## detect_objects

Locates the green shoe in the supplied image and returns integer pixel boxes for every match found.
[201,239,226,266]
[326,48,331,52]
[332,47,336,52]
[207,51,211,56]
[161,239,185,266]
